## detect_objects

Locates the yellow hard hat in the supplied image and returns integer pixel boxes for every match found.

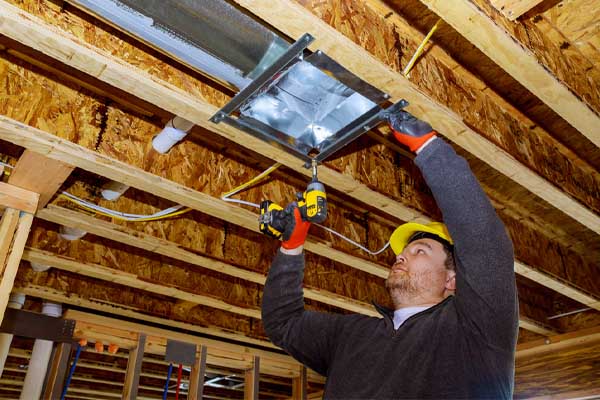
[389,221,453,255]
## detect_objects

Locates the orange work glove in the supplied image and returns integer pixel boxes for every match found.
[272,202,311,250]
[388,110,436,152]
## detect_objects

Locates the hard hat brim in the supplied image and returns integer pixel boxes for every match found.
[389,222,453,255]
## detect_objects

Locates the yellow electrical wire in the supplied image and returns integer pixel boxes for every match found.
[403,19,441,77]
[221,163,282,198]
[58,194,191,222]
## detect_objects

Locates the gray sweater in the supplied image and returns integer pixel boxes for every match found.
[262,138,518,399]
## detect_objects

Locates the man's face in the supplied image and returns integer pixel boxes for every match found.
[385,238,455,306]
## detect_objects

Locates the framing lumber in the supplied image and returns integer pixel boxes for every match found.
[14,284,277,349]
[1,1,598,238]
[188,345,207,400]
[0,182,39,214]
[0,210,34,323]
[244,356,260,400]
[0,115,389,279]
[21,248,263,320]
[516,326,600,360]
[489,0,545,21]
[8,150,74,211]
[417,0,600,147]
[1,117,596,320]
[122,333,145,400]
[292,366,308,400]
[230,0,600,234]
[36,205,380,317]
[62,309,324,382]
[42,341,72,400]
[22,230,558,335]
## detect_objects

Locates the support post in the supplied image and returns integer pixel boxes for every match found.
[292,365,307,400]
[0,209,35,324]
[244,355,260,400]
[42,342,72,399]
[188,345,207,400]
[122,333,146,400]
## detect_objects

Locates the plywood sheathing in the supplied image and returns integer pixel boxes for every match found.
[293,0,600,216]
[2,0,596,238]
[472,0,600,115]
[384,0,600,170]
[514,342,600,398]
[15,267,263,338]
[1,9,596,322]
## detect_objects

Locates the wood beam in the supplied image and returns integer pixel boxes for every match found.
[244,356,260,400]
[230,0,600,234]
[122,333,145,400]
[0,0,597,238]
[188,345,207,400]
[14,284,277,349]
[37,205,379,317]
[516,326,600,360]
[0,210,33,323]
[417,0,600,147]
[61,309,324,382]
[0,115,389,279]
[21,241,558,335]
[21,248,263,320]
[489,0,544,21]
[8,150,74,211]
[0,182,38,214]
[42,341,72,400]
[2,117,595,320]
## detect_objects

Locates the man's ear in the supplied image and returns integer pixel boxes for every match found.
[445,270,456,291]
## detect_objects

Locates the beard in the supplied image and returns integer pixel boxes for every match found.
[385,270,420,298]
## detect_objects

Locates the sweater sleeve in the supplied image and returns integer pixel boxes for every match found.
[415,138,518,350]
[261,249,344,376]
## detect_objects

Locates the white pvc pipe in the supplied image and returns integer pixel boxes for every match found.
[58,225,87,241]
[101,180,130,201]
[0,293,26,377]
[30,262,51,272]
[152,116,195,154]
[20,302,62,400]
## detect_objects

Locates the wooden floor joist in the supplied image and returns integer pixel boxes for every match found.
[1,115,597,319]
[0,0,598,238]
[417,0,600,148]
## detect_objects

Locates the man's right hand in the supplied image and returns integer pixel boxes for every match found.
[388,110,436,153]
[271,202,311,251]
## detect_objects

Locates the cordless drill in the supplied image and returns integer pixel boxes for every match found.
[259,161,327,239]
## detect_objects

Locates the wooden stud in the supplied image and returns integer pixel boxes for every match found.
[42,342,72,400]
[8,150,74,211]
[244,356,260,400]
[292,365,307,400]
[188,345,207,400]
[489,0,544,20]
[0,211,34,324]
[122,333,146,400]
[0,182,38,214]
[516,326,600,360]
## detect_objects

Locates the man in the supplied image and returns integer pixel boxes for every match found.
[262,110,518,399]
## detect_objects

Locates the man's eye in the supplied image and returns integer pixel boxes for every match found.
[417,249,425,255]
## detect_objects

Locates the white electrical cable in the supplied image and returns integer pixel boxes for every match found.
[61,191,185,220]
[316,224,391,255]
[222,197,260,209]
[0,161,15,169]
[221,164,391,255]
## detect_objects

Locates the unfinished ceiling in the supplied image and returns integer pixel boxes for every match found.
[0,0,598,398]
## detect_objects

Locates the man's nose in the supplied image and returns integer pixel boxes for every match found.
[395,254,406,264]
